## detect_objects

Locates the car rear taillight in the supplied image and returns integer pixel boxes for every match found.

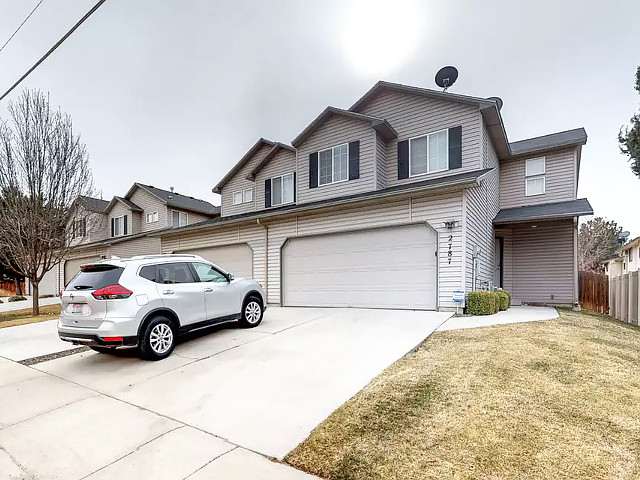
[91,285,133,300]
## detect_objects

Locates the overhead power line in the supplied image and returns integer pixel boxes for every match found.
[0,0,46,56]
[0,0,108,103]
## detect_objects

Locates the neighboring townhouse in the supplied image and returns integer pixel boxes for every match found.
[31,183,219,296]
[603,256,624,278]
[605,237,640,278]
[158,80,593,311]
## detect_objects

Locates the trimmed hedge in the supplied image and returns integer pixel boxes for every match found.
[7,295,27,302]
[496,291,510,311]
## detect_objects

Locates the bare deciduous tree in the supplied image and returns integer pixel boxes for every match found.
[0,90,93,314]
[578,217,622,273]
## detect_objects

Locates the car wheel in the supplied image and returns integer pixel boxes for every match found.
[139,316,176,361]
[90,346,115,354]
[239,296,263,328]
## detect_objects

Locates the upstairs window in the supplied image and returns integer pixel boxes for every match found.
[525,157,545,196]
[112,216,125,237]
[233,191,243,205]
[72,219,86,238]
[172,210,188,227]
[319,144,348,186]
[272,172,295,206]
[409,129,448,176]
[145,211,158,223]
[232,188,253,205]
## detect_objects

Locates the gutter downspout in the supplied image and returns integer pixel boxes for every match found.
[257,218,268,301]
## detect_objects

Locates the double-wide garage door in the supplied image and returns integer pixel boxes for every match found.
[65,257,102,285]
[177,244,253,279]
[282,224,437,310]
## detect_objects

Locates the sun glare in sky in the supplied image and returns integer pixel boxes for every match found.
[341,0,425,76]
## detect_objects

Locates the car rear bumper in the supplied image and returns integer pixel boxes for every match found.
[58,317,142,347]
[58,332,138,347]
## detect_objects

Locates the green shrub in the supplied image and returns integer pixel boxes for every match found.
[467,291,500,315]
[496,290,511,311]
[7,295,27,302]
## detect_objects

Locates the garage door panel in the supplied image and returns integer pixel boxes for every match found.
[283,224,437,310]
[65,257,101,285]
[178,244,253,279]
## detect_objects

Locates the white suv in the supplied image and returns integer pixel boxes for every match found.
[58,254,266,360]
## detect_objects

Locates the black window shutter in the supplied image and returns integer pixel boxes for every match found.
[110,218,114,237]
[123,215,128,235]
[397,140,409,179]
[348,141,360,180]
[293,172,297,201]
[265,179,272,208]
[448,126,462,169]
[309,152,318,189]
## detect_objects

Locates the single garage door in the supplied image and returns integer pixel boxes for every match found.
[64,257,101,285]
[178,243,253,279]
[282,224,437,310]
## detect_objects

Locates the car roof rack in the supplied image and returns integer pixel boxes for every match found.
[128,254,201,260]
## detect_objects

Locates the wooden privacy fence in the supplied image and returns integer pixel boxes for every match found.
[610,271,640,326]
[0,280,25,297]
[580,271,609,314]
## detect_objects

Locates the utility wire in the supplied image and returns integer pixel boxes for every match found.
[0,0,108,103]
[0,0,46,56]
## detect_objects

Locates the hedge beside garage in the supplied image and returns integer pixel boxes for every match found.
[467,290,511,315]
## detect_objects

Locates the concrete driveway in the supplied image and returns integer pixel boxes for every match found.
[0,307,450,479]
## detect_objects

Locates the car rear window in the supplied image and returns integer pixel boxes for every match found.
[66,265,124,291]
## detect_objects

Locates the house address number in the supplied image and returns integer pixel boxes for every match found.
[448,234,453,264]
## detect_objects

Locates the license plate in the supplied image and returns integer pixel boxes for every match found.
[71,304,83,314]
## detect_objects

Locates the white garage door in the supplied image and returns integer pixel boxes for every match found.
[282,224,437,310]
[39,263,62,297]
[65,257,101,285]
[178,243,253,279]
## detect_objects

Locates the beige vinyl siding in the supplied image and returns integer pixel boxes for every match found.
[354,89,482,187]
[255,149,297,210]
[264,192,464,310]
[499,147,578,208]
[501,220,576,304]
[131,212,142,235]
[296,115,375,204]
[464,122,501,291]
[68,207,108,246]
[107,203,133,237]
[220,144,271,217]
[375,132,387,189]
[161,222,266,288]
[108,236,161,258]
[130,188,169,231]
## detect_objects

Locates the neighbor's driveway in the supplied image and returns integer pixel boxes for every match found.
[0,307,450,479]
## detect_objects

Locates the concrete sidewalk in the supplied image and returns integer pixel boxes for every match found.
[0,296,60,313]
[0,319,72,361]
[437,305,558,331]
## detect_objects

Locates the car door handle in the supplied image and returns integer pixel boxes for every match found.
[204,288,214,293]
[162,290,174,295]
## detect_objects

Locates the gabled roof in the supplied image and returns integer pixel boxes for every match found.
[104,196,143,214]
[76,195,109,213]
[291,106,397,148]
[621,236,640,252]
[509,128,587,157]
[248,143,296,179]
[130,183,219,216]
[493,198,593,225]
[212,138,276,194]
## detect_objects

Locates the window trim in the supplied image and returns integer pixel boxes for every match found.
[145,211,158,223]
[318,143,349,187]
[72,218,86,238]
[270,172,295,207]
[232,188,253,205]
[232,191,243,205]
[408,128,449,178]
[112,215,125,237]
[242,188,253,203]
[525,157,546,197]
[171,210,188,227]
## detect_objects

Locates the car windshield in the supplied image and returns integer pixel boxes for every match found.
[66,265,124,291]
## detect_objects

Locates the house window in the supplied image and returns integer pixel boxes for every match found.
[318,143,348,186]
[271,172,294,206]
[232,188,253,205]
[145,211,158,223]
[113,216,125,237]
[72,219,86,238]
[409,129,448,176]
[525,157,546,196]
[172,211,188,227]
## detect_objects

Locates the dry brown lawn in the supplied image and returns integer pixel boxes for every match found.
[286,309,640,480]
[0,304,61,328]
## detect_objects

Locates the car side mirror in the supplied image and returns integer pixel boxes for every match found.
[228,273,235,281]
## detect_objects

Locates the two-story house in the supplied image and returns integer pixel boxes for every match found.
[158,80,592,311]
[32,183,219,297]
[604,237,640,278]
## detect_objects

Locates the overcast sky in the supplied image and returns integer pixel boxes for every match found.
[0,0,638,235]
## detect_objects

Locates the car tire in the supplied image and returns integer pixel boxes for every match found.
[238,296,264,328]
[90,346,115,354]
[139,316,176,361]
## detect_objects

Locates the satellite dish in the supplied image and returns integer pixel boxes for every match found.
[619,231,630,244]
[487,96,504,110]
[435,66,458,91]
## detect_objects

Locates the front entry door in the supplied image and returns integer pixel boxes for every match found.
[494,237,503,288]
